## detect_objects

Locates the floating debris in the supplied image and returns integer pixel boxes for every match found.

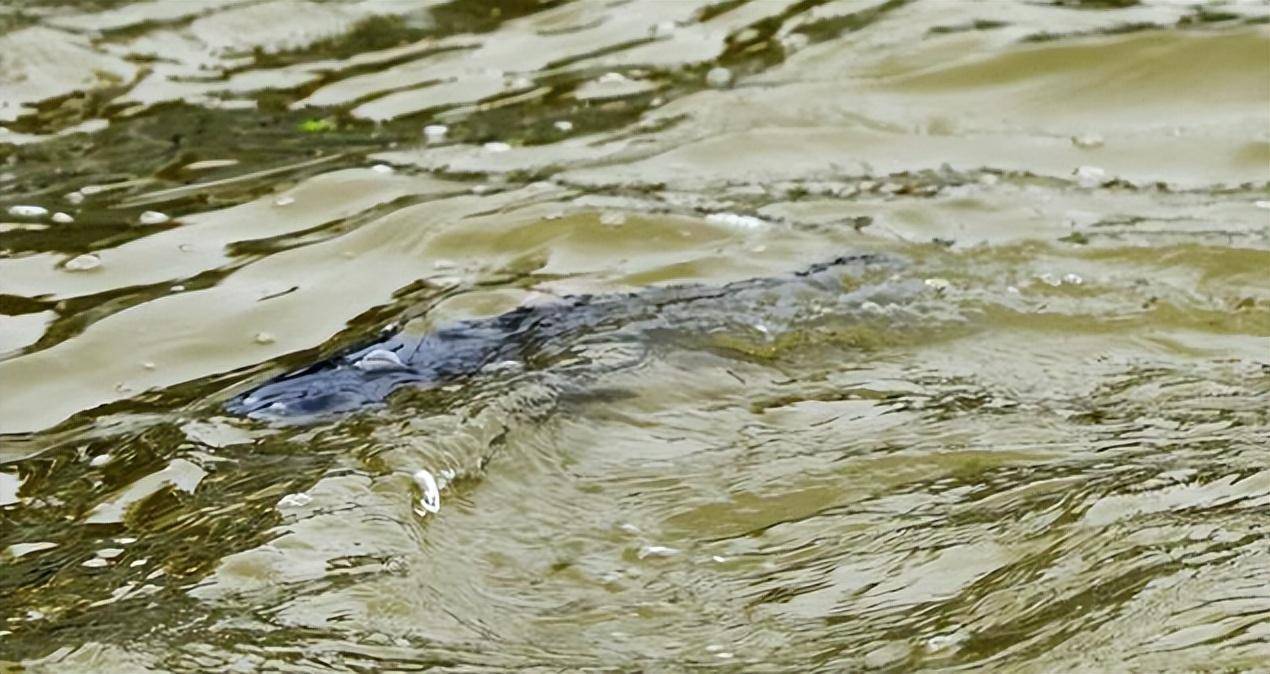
[8,205,47,218]
[370,164,394,174]
[253,332,276,345]
[277,493,313,509]
[413,469,441,514]
[51,212,74,224]
[424,124,448,142]
[138,210,170,225]
[1071,133,1105,149]
[273,195,296,207]
[706,66,733,88]
[638,544,679,559]
[64,253,102,272]
[299,118,335,133]
[484,142,511,153]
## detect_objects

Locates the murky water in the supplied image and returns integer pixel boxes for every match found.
[1,1,1268,671]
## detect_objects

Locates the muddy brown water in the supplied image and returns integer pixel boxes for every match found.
[0,1,1268,671]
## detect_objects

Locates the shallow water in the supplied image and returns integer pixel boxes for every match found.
[1,1,1268,671]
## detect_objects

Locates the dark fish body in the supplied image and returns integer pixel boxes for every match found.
[228,254,903,421]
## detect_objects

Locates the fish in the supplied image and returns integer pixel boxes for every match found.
[227,254,916,422]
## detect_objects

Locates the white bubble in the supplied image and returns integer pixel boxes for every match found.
[706,66,733,88]
[130,558,148,568]
[637,544,679,559]
[82,558,109,568]
[1062,273,1084,285]
[65,192,85,205]
[277,493,313,509]
[413,469,441,514]
[553,120,573,132]
[51,212,74,224]
[370,164,394,174]
[650,20,676,37]
[424,124,448,141]
[1074,165,1105,188]
[354,348,406,371]
[8,205,47,218]
[96,547,124,559]
[1071,133,1104,149]
[64,253,102,272]
[598,72,628,84]
[924,277,951,292]
[484,142,511,153]
[925,631,969,652]
[253,332,276,345]
[89,454,112,467]
[138,210,170,225]
[599,212,626,226]
[1254,200,1270,210]
[705,212,765,229]
[273,195,296,207]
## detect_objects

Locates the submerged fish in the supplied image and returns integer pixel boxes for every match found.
[228,254,918,422]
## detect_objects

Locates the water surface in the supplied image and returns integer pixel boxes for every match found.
[1,1,1268,670]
